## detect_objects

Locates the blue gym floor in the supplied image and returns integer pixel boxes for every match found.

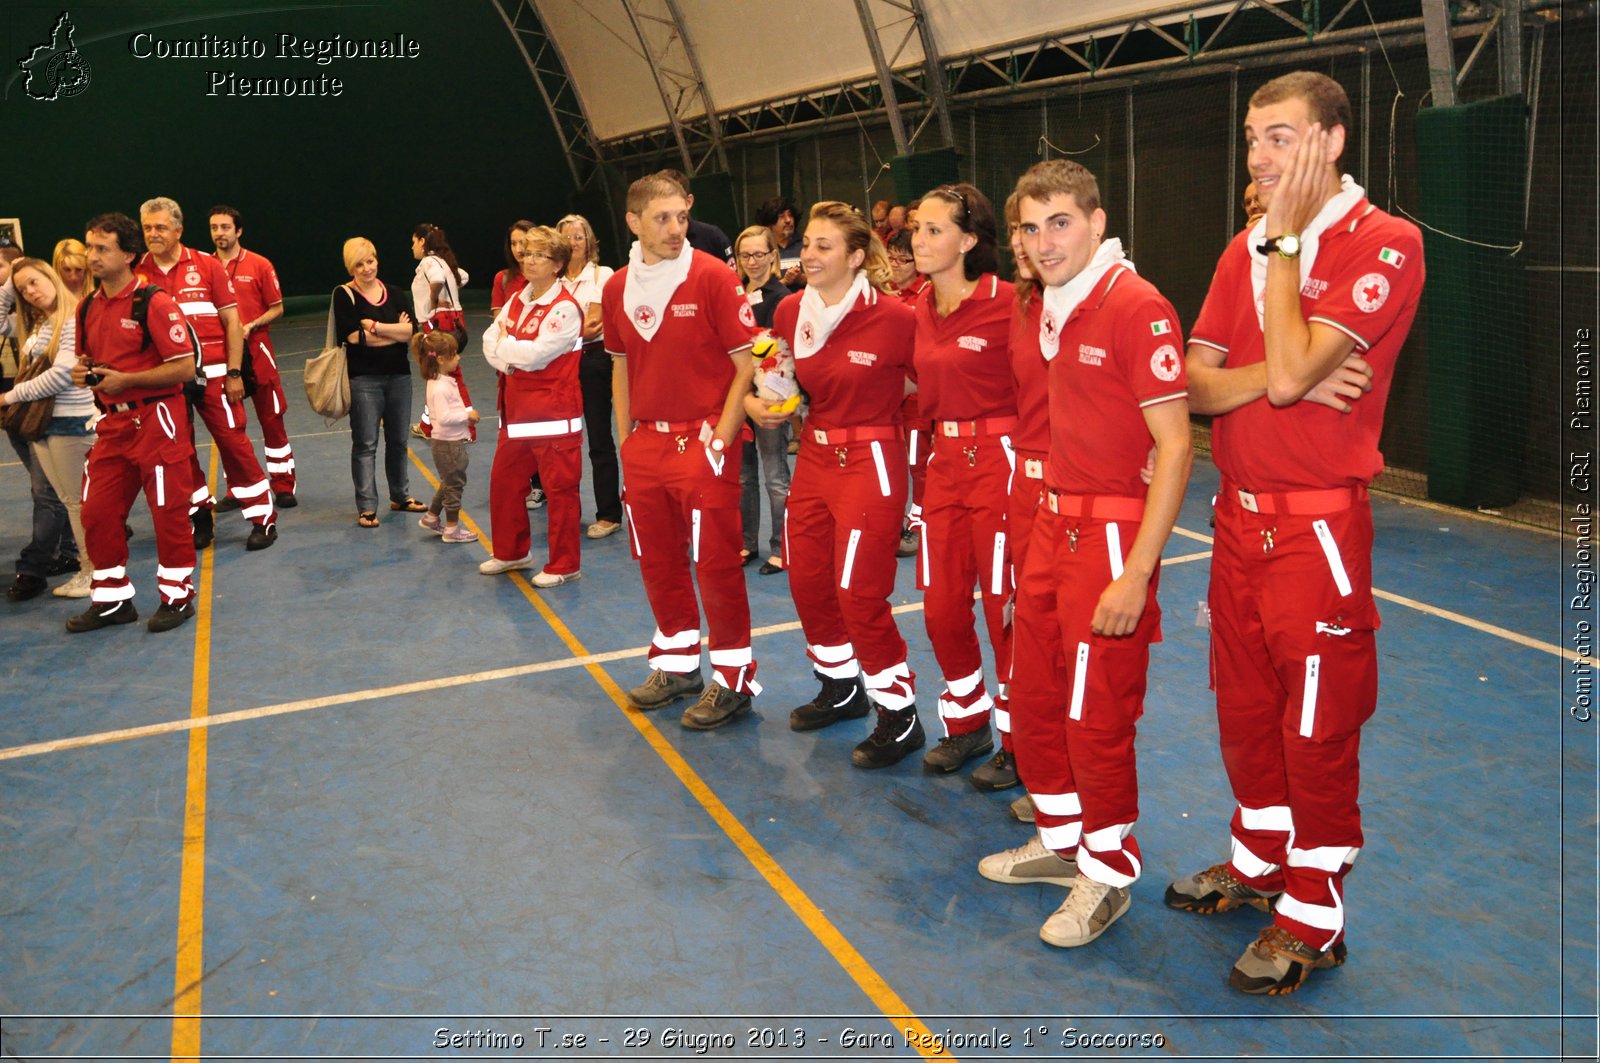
[1,314,1594,1061]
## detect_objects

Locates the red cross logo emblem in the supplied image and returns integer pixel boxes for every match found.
[799,321,814,347]
[1150,343,1181,382]
[1042,313,1057,340]
[1352,272,1390,313]
[633,305,656,329]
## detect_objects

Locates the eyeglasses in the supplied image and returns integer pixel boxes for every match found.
[737,250,771,262]
[887,254,914,266]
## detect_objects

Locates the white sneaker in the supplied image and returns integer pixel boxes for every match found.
[478,554,533,575]
[1040,873,1130,948]
[978,834,1078,886]
[525,488,546,510]
[586,520,621,539]
[531,569,580,588]
[52,571,93,598]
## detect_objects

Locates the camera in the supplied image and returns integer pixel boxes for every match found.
[83,370,103,387]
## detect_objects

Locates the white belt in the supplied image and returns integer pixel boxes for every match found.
[201,363,229,379]
[505,416,583,439]
[178,300,218,317]
[1022,458,1045,480]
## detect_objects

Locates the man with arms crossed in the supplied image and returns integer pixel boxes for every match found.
[1168,70,1423,994]
[604,173,761,729]
[980,159,1192,948]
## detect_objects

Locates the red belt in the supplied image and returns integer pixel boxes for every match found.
[934,416,1017,438]
[1045,491,1146,522]
[809,425,899,445]
[636,418,707,434]
[99,392,179,415]
[1230,483,1366,516]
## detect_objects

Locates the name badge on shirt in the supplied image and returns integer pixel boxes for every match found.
[747,290,763,305]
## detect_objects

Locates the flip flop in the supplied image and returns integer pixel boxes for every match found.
[390,497,427,513]
[358,511,380,528]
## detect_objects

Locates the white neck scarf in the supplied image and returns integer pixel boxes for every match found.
[1248,174,1365,330]
[622,241,693,342]
[793,271,870,359]
[1038,238,1133,361]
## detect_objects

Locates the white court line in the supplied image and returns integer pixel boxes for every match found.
[0,540,1572,762]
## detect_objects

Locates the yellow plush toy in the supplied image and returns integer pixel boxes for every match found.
[751,331,801,414]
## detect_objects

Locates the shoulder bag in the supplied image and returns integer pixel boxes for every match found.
[303,286,352,420]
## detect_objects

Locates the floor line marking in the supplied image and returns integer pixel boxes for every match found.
[404,452,956,1060]
[171,450,218,1061]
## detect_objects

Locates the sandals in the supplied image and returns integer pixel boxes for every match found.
[391,497,428,513]
[357,511,380,528]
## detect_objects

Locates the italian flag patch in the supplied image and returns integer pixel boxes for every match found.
[1150,319,1172,336]
[1378,247,1406,268]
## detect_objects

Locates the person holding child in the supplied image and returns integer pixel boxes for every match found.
[414,332,479,544]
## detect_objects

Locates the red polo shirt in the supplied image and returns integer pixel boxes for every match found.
[911,273,1017,421]
[774,286,914,430]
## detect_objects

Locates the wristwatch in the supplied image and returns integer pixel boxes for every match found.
[226,368,243,379]
[710,437,726,454]
[1258,233,1302,260]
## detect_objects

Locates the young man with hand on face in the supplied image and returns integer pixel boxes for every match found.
[1167,70,1423,995]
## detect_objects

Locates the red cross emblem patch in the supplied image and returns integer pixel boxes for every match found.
[1150,343,1181,383]
[633,304,656,330]
[1353,272,1390,313]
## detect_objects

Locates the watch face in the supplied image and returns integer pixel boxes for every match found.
[1279,234,1301,257]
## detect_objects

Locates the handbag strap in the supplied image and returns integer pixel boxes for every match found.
[325,284,353,348]
[430,256,462,312]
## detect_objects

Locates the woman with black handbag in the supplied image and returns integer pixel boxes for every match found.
[0,257,96,598]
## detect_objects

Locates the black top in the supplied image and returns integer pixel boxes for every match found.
[747,275,791,331]
[687,217,733,264]
[334,282,415,376]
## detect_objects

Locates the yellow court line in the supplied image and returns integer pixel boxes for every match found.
[171,449,218,1062]
[405,451,957,1060]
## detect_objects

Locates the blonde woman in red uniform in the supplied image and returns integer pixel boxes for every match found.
[910,183,1017,777]
[753,202,921,767]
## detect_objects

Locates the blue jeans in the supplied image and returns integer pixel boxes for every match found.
[350,373,414,513]
[8,428,75,577]
[740,422,791,557]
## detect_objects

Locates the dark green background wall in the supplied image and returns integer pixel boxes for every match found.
[3,0,575,302]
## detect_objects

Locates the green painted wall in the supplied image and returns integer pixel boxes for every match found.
[3,0,574,303]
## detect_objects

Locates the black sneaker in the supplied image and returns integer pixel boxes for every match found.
[246,522,278,551]
[147,600,196,633]
[923,725,994,773]
[215,494,242,512]
[192,509,214,550]
[274,491,298,509]
[6,573,48,602]
[969,747,1020,791]
[851,707,926,769]
[789,673,871,732]
[45,555,79,577]
[65,599,139,633]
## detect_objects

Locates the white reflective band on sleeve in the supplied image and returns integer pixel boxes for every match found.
[91,584,136,603]
[178,300,218,317]
[1229,837,1281,880]
[1288,845,1359,872]
[154,465,166,507]
[202,363,229,379]
[1312,519,1354,597]
[1239,805,1295,833]
[690,508,702,564]
[505,417,584,439]
[1037,822,1082,851]
[1274,888,1345,933]
[1031,790,1083,817]
[157,566,195,581]
[1069,642,1090,721]
[990,531,1007,594]
[868,440,891,497]
[840,528,862,590]
[946,669,984,699]
[1106,521,1124,580]
[652,628,703,651]
[93,566,128,581]
[1076,846,1140,888]
[1299,654,1321,737]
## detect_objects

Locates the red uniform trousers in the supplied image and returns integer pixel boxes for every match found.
[785,431,915,710]
[244,332,296,495]
[1009,498,1159,889]
[1208,484,1378,951]
[900,392,930,522]
[487,428,583,572]
[81,396,197,607]
[185,353,275,528]
[621,427,760,695]
[917,428,1013,737]
[999,448,1050,754]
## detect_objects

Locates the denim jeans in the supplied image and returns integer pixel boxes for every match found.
[349,373,414,513]
[740,422,791,557]
[8,428,75,577]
